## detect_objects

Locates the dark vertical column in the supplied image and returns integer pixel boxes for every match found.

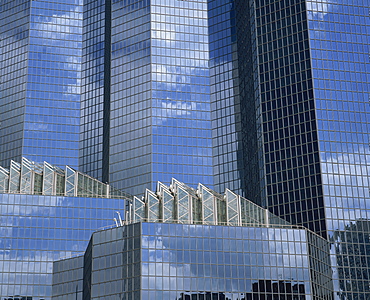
[208,0,245,195]
[247,0,326,237]
[102,0,111,183]
[234,0,263,204]
[82,239,92,300]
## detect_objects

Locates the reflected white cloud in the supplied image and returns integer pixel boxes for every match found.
[161,100,192,117]
[65,80,81,94]
[151,11,206,53]
[25,123,49,131]
[321,148,370,229]
[0,195,66,217]
[306,0,335,40]
[142,228,310,286]
[152,99,206,127]
[321,149,370,191]
[33,3,82,42]
[306,0,332,20]
[0,249,81,297]
[30,2,82,98]
[152,65,191,85]
[0,195,73,240]
[151,29,176,43]
[67,56,82,70]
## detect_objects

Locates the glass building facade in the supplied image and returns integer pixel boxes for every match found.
[0,0,82,169]
[0,158,130,300]
[53,223,333,300]
[80,0,213,196]
[208,0,246,196]
[209,0,370,299]
[2,0,370,299]
[52,180,333,299]
[79,0,110,182]
[306,2,370,298]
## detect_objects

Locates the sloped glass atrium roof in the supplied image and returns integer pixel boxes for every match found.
[0,157,132,199]
[130,178,291,227]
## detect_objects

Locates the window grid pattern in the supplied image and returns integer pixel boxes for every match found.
[0,0,30,167]
[252,0,327,237]
[80,0,107,181]
[307,0,370,298]
[108,0,213,195]
[62,222,333,299]
[151,0,213,191]
[208,0,244,195]
[235,0,266,206]
[109,0,152,195]
[0,193,126,300]
[52,256,83,300]
[24,0,82,168]
[1,0,82,169]
[140,222,332,300]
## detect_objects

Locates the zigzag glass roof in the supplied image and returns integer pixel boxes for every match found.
[0,157,132,200]
[130,178,291,227]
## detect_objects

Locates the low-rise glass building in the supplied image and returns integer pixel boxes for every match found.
[52,180,333,300]
[0,158,131,300]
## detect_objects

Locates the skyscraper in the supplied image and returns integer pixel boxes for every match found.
[0,0,82,169]
[1,0,370,298]
[209,0,370,298]
[80,0,213,195]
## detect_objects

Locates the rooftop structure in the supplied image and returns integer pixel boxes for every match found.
[0,157,130,199]
[52,180,333,300]
[130,178,290,228]
[80,0,213,195]
[0,158,130,300]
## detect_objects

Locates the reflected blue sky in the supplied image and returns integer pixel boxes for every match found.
[307,0,370,228]
[307,0,370,298]
[150,0,212,189]
[108,0,212,195]
[20,0,82,168]
[139,223,326,299]
[0,193,125,299]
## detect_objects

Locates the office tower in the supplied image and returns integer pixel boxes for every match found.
[80,0,213,195]
[0,0,82,169]
[52,180,333,299]
[0,157,130,300]
[208,0,245,196]
[2,0,369,299]
[209,0,370,299]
